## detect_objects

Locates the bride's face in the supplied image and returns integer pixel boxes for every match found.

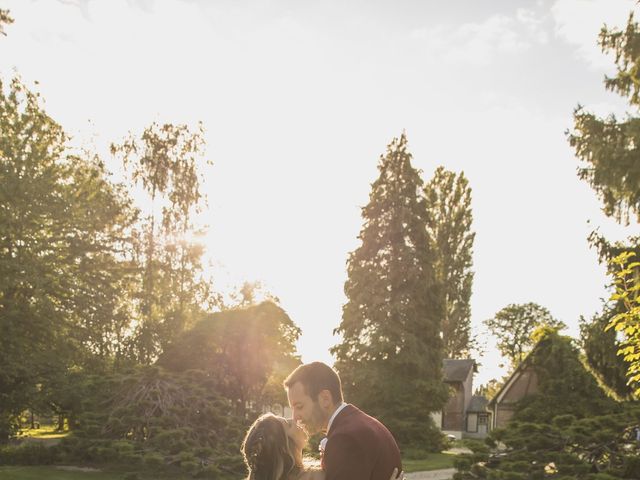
[280,417,308,451]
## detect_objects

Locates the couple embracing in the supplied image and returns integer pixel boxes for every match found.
[242,362,403,480]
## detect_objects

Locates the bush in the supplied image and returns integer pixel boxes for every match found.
[454,335,640,480]
[142,452,165,469]
[56,367,250,478]
[195,464,221,479]
[181,460,200,474]
[0,442,59,465]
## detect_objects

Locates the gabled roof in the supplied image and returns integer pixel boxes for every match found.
[468,395,489,412]
[487,340,542,407]
[443,359,477,383]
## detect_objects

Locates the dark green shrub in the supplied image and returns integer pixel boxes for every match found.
[0,443,59,465]
[455,334,640,480]
[195,464,221,479]
[622,455,640,479]
[143,452,164,469]
[181,460,200,474]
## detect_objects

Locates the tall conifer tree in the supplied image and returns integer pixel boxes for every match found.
[332,133,447,450]
[424,167,475,359]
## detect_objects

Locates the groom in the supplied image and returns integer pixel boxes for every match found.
[284,362,402,480]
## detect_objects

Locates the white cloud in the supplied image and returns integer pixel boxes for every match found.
[551,0,634,69]
[411,9,548,67]
[516,8,550,44]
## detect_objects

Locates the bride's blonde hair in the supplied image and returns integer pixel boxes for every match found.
[242,413,301,480]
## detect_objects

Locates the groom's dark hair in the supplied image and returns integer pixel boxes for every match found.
[284,362,344,404]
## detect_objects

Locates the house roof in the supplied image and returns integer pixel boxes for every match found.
[468,395,489,412]
[443,359,477,383]
[487,340,542,408]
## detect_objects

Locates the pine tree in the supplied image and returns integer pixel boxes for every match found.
[568,9,640,397]
[332,133,447,450]
[424,167,475,359]
[455,333,631,480]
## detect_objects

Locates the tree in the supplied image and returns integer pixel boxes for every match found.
[568,9,640,398]
[608,251,640,398]
[158,301,301,416]
[568,12,640,226]
[332,133,447,450]
[0,9,13,36]
[512,332,618,424]
[111,122,211,362]
[580,305,636,400]
[455,333,630,480]
[61,366,247,478]
[424,166,475,358]
[484,302,566,369]
[456,406,640,480]
[474,378,503,400]
[0,78,137,441]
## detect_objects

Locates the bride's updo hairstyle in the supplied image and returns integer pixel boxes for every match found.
[242,413,301,480]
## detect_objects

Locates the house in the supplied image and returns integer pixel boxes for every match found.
[436,359,491,439]
[487,356,539,429]
[465,394,491,438]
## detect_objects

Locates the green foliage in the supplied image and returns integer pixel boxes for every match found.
[111,121,212,363]
[484,303,566,369]
[158,301,301,415]
[424,166,476,359]
[455,333,632,480]
[0,443,60,466]
[568,13,640,225]
[458,406,640,480]
[607,252,640,397]
[0,467,124,480]
[580,305,636,400]
[332,133,447,450]
[466,8,640,480]
[0,77,138,442]
[0,9,13,36]
[57,366,246,477]
[568,3,640,404]
[512,333,618,424]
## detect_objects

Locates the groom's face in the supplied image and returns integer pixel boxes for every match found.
[287,381,328,435]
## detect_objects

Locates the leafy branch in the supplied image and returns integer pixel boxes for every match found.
[607,251,640,394]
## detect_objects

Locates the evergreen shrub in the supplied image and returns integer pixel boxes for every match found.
[58,366,247,478]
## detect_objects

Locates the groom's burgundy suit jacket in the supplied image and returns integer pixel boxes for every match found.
[322,404,402,480]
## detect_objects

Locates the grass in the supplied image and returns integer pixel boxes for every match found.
[0,466,123,480]
[402,452,456,472]
[0,448,457,479]
[0,467,244,480]
[0,461,455,480]
[18,426,69,440]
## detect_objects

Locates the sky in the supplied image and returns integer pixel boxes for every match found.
[1,0,638,386]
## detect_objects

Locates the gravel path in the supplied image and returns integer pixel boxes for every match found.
[406,468,456,480]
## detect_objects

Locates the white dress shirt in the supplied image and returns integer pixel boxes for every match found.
[320,402,348,452]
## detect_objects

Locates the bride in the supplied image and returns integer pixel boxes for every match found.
[242,413,403,480]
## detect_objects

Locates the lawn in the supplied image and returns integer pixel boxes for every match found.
[18,426,69,440]
[402,452,456,472]
[0,466,123,480]
[16,426,70,448]
[0,453,456,479]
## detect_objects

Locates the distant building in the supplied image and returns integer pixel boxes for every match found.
[435,359,491,439]
[487,346,541,429]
